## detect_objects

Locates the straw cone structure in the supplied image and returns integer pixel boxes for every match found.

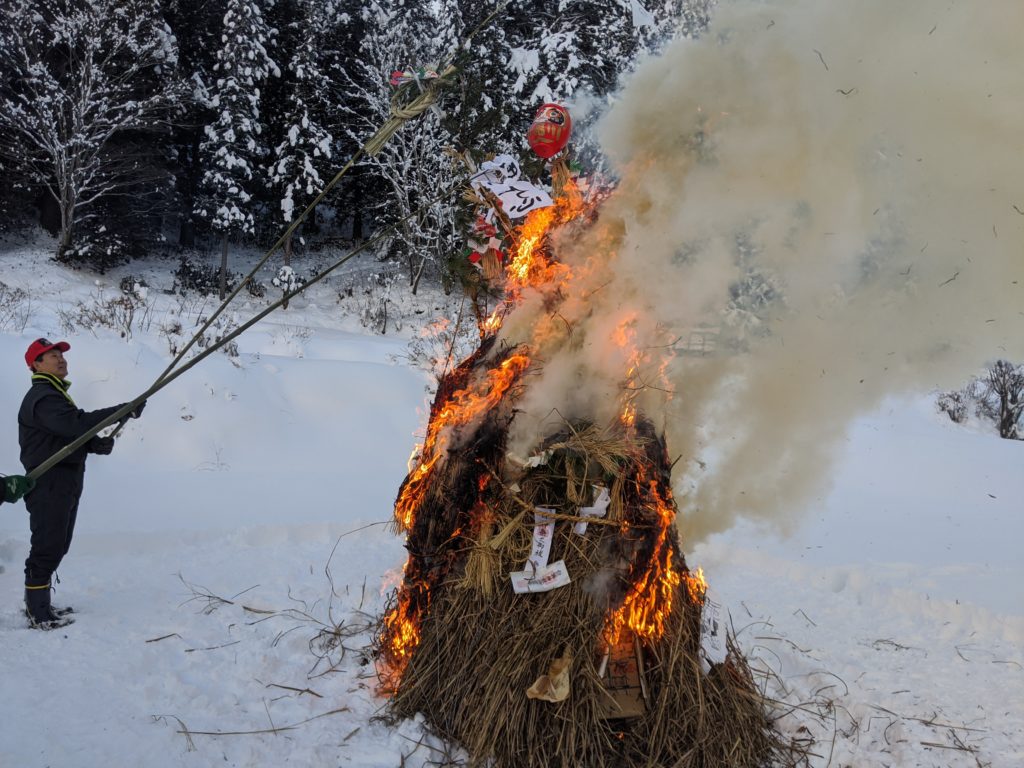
[375,345,801,767]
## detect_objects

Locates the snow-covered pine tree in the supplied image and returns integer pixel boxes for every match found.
[265,0,335,307]
[440,1,646,168]
[543,1,643,99]
[525,1,648,166]
[317,0,376,241]
[0,0,183,264]
[642,0,714,47]
[163,0,225,248]
[195,0,280,298]
[346,0,463,296]
[438,1,528,158]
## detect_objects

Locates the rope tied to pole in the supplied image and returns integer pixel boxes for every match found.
[365,65,457,156]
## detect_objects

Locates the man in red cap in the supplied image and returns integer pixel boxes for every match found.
[18,338,144,629]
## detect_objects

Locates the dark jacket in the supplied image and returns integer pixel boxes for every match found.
[18,373,122,472]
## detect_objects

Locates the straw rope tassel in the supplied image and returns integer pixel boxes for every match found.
[365,65,458,156]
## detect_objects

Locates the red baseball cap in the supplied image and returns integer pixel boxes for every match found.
[25,338,70,369]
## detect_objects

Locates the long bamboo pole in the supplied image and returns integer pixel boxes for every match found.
[29,1,512,476]
[27,181,463,481]
[151,0,509,390]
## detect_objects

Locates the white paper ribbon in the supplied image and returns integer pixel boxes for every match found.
[469,154,522,188]
[573,485,610,535]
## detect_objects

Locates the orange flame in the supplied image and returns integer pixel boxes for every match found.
[613,314,645,429]
[604,479,681,646]
[394,353,531,531]
[495,189,586,318]
[685,566,708,605]
[482,311,503,335]
[379,587,423,687]
[509,206,557,287]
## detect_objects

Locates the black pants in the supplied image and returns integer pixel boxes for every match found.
[24,464,85,585]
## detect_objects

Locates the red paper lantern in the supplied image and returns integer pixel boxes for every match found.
[527,103,572,159]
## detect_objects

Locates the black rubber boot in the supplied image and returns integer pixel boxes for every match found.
[50,573,73,617]
[24,582,73,630]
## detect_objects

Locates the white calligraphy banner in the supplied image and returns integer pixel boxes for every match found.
[489,181,553,219]
[469,153,553,220]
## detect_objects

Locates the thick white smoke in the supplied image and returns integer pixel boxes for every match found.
[497,0,1024,545]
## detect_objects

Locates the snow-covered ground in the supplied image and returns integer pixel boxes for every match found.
[1,243,1021,767]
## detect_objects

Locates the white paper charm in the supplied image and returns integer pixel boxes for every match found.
[525,449,553,468]
[529,507,556,570]
[573,485,610,535]
[699,590,728,670]
[509,507,571,594]
[510,560,572,594]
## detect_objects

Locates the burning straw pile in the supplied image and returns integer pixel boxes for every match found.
[375,170,802,768]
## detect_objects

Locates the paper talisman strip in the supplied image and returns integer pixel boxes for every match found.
[528,506,555,570]
[510,560,571,594]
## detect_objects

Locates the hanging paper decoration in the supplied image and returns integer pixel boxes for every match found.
[470,154,553,220]
[698,589,728,671]
[509,507,572,594]
[466,214,505,272]
[473,155,522,188]
[527,103,572,159]
[389,66,440,87]
[573,485,611,535]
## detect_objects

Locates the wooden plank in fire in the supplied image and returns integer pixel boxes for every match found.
[596,631,648,720]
